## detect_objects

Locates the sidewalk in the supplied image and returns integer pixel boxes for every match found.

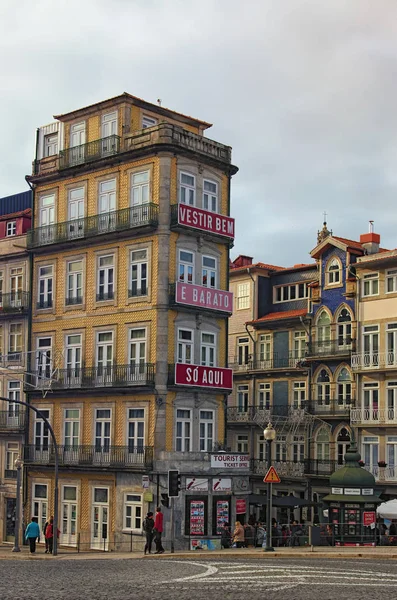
[1,544,397,561]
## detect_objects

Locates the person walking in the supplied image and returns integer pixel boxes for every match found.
[153,506,164,554]
[244,522,255,547]
[221,522,232,549]
[232,521,245,548]
[143,511,155,555]
[25,517,40,554]
[43,517,52,554]
[44,517,60,554]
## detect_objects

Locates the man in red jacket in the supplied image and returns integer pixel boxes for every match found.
[154,506,165,554]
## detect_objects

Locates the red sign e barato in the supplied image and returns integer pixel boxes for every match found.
[175,282,233,313]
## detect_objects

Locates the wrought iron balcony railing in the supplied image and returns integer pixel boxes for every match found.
[230,354,308,372]
[227,405,272,423]
[36,299,53,310]
[252,458,344,478]
[4,469,17,479]
[26,363,155,391]
[27,203,159,249]
[307,399,355,415]
[352,351,397,370]
[306,339,355,357]
[23,444,153,470]
[0,410,26,430]
[350,407,397,425]
[0,292,30,313]
[59,135,121,170]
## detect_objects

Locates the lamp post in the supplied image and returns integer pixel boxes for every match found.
[12,456,23,552]
[264,422,276,552]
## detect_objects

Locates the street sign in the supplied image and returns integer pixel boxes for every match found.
[263,466,281,483]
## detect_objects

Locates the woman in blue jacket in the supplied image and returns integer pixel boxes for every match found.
[25,517,40,554]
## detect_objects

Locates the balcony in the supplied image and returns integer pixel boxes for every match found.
[26,364,155,393]
[0,292,30,316]
[0,410,26,431]
[230,354,308,373]
[307,399,354,417]
[350,407,397,425]
[252,459,306,478]
[59,135,121,170]
[306,339,355,359]
[23,445,153,471]
[27,204,159,250]
[304,459,343,477]
[4,469,17,479]
[227,405,271,424]
[352,352,397,371]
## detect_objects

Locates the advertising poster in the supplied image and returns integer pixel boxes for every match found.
[190,500,205,535]
[216,500,229,534]
[190,538,222,551]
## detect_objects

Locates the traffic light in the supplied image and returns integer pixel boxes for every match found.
[161,493,169,508]
[168,470,181,497]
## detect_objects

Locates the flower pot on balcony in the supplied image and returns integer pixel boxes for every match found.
[378,462,387,468]
[358,460,365,467]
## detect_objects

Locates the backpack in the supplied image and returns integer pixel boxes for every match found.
[143,517,152,533]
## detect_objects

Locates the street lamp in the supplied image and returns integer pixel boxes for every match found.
[264,422,276,552]
[12,456,23,553]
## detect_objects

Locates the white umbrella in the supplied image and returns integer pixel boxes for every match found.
[377,499,397,519]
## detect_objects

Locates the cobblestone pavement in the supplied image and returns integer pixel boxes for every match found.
[1,557,397,600]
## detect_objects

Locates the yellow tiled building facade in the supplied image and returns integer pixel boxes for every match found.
[26,93,237,550]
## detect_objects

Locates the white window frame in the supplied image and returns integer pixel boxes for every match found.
[362,435,379,468]
[66,260,83,304]
[237,384,249,412]
[179,172,195,206]
[259,334,272,364]
[44,133,58,157]
[293,381,306,408]
[127,408,145,450]
[237,336,250,365]
[97,255,114,301]
[7,381,20,416]
[129,249,148,297]
[124,493,143,532]
[6,221,16,237]
[178,250,194,284]
[363,273,379,297]
[274,282,309,303]
[236,434,248,453]
[38,265,53,309]
[237,283,250,310]
[258,382,271,409]
[8,323,22,360]
[326,257,342,286]
[387,323,397,366]
[130,171,150,206]
[177,328,194,364]
[129,328,147,378]
[386,269,397,294]
[199,409,214,452]
[201,331,216,367]
[32,482,48,533]
[203,179,218,213]
[142,115,157,129]
[202,255,217,288]
[293,331,306,359]
[175,408,191,451]
[63,409,80,448]
[5,441,20,474]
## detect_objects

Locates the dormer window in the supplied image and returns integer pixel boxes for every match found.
[326,257,341,286]
[142,116,158,129]
[6,221,16,237]
[44,134,58,157]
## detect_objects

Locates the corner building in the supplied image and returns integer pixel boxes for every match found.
[25,93,238,550]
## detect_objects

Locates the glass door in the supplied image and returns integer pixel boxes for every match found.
[68,188,85,239]
[96,332,113,385]
[65,334,82,387]
[34,410,50,462]
[61,486,78,546]
[91,488,109,550]
[98,179,116,231]
[70,122,86,164]
[38,194,55,244]
[94,409,111,465]
[101,112,117,154]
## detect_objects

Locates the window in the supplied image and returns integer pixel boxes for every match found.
[258,383,271,409]
[131,171,150,206]
[94,408,111,451]
[124,494,143,531]
[237,385,249,412]
[293,331,306,359]
[293,381,306,408]
[316,369,330,406]
[257,435,267,462]
[6,221,16,237]
[98,179,116,231]
[293,435,305,462]
[7,381,20,417]
[32,483,48,533]
[65,334,82,382]
[337,367,352,404]
[316,429,330,461]
[237,283,250,309]
[97,255,114,301]
[64,409,80,448]
[274,282,309,302]
[36,337,52,381]
[0,325,3,358]
[44,134,58,157]
[363,325,379,367]
[127,408,145,450]
[203,180,218,213]
[259,334,272,365]
[362,436,379,469]
[66,260,83,305]
[199,410,214,451]
[96,332,113,375]
[386,269,397,293]
[180,172,195,205]
[178,250,194,284]
[5,442,19,476]
[142,115,157,129]
[337,427,350,464]
[129,249,148,297]
[387,435,397,476]
[38,265,53,309]
[202,256,216,288]
[67,188,85,239]
[363,273,379,297]
[275,435,287,462]
[237,337,250,365]
[387,323,397,366]
[236,434,248,453]
[337,308,352,348]
[316,310,331,351]
[176,409,191,451]
[101,111,117,137]
[9,323,22,360]
[178,329,193,364]
[38,194,55,244]
[0,271,3,307]
[387,382,397,422]
[201,332,216,367]
[363,382,379,421]
[326,257,341,286]
[10,268,23,305]
[129,328,146,379]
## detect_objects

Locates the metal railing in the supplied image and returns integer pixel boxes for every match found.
[23,444,153,469]
[59,135,121,169]
[26,364,155,390]
[352,351,397,370]
[27,204,159,249]
[230,354,308,372]
[0,292,30,312]
[351,407,397,424]
[308,399,354,415]
[306,339,355,357]
[227,406,272,423]
[36,299,53,310]
[252,458,344,477]
[4,469,17,479]
[0,410,26,430]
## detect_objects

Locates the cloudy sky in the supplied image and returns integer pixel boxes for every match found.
[1,0,397,266]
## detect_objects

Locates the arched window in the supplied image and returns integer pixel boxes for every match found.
[316,428,330,462]
[326,257,341,286]
[316,368,330,407]
[337,427,351,465]
[337,367,352,405]
[316,311,331,352]
[337,308,352,349]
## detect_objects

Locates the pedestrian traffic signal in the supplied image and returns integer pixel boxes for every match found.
[168,470,181,497]
[161,493,169,508]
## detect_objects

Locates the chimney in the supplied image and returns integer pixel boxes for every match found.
[360,221,380,255]
[232,255,253,268]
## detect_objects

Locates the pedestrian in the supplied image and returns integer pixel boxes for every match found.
[44,517,60,554]
[143,511,154,555]
[221,522,232,549]
[281,524,290,547]
[232,521,245,548]
[244,522,255,547]
[272,521,282,547]
[290,520,303,547]
[43,516,52,554]
[25,516,40,554]
[153,506,165,554]
[255,522,265,547]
